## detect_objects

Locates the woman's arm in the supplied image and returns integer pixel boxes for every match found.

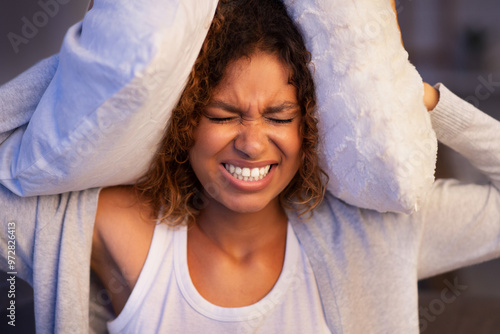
[0,186,38,284]
[0,186,101,332]
[0,56,58,145]
[416,84,500,278]
[0,0,218,197]
[91,186,155,316]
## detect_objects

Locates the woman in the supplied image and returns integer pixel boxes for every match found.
[1,0,499,333]
[93,1,329,331]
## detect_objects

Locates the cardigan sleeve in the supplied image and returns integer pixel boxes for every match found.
[0,0,218,197]
[0,185,38,285]
[0,186,101,332]
[416,83,500,279]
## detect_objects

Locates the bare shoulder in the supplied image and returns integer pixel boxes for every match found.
[92,186,157,313]
[94,186,156,245]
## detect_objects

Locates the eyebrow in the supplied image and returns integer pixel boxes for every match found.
[207,100,300,114]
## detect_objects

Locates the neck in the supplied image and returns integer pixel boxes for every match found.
[193,197,288,259]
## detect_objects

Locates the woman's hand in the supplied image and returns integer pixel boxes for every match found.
[390,0,440,111]
[423,82,440,111]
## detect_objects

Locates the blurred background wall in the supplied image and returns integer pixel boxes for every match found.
[398,0,500,332]
[398,0,500,275]
[399,0,500,120]
[0,2,90,333]
[0,0,90,85]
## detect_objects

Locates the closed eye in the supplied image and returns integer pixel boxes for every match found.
[266,117,295,124]
[206,116,237,124]
[205,115,296,124]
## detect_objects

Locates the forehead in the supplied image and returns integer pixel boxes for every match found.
[212,52,296,106]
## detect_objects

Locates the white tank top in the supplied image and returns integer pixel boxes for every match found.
[107,222,331,334]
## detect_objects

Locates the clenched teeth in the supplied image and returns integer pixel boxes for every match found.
[224,164,271,181]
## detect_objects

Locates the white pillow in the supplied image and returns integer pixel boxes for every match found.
[0,0,219,196]
[0,0,436,213]
[284,0,437,213]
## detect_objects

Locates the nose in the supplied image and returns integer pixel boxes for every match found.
[233,121,268,159]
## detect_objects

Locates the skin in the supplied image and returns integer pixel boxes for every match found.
[188,52,302,306]
[423,82,440,111]
[92,186,156,315]
[189,52,302,216]
[92,52,303,313]
[91,2,441,315]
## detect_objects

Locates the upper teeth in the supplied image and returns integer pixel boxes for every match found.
[224,164,271,181]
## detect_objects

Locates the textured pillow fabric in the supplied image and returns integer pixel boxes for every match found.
[285,0,437,213]
[0,0,219,196]
[0,0,436,213]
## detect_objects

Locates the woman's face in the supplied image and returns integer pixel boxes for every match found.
[189,52,302,214]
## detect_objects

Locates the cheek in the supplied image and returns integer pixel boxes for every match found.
[189,124,235,174]
[291,127,304,170]
[189,127,210,174]
[192,124,233,156]
[273,125,303,165]
[288,124,303,155]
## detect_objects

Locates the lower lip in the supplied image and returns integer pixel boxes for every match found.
[219,164,276,191]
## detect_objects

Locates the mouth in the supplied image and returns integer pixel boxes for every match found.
[223,163,272,182]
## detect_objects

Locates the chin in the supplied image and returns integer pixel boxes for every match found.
[216,195,277,215]
[224,202,269,214]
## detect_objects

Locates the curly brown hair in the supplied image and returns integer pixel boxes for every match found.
[135,0,327,225]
